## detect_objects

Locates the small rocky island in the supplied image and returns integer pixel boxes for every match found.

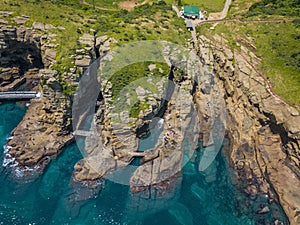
[1,2,300,224]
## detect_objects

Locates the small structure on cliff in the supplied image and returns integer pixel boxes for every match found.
[0,91,40,100]
[180,5,204,20]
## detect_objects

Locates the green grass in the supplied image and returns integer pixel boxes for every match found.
[129,100,150,118]
[252,21,300,106]
[246,0,300,18]
[0,0,189,97]
[109,62,168,99]
[229,0,300,19]
[109,61,169,119]
[165,0,225,12]
[198,20,300,106]
[228,0,261,18]
[85,0,122,9]
[93,3,190,45]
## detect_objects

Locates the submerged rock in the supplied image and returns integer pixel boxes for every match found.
[190,183,206,202]
[257,206,270,214]
[168,203,193,225]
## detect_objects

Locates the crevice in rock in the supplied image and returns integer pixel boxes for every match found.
[136,65,175,138]
[262,112,291,146]
[260,111,300,178]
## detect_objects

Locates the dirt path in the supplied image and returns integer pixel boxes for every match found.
[194,17,295,29]
[172,5,181,18]
[208,0,232,20]
[118,0,150,11]
[80,0,150,11]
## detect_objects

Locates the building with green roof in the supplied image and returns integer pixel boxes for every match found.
[183,5,200,19]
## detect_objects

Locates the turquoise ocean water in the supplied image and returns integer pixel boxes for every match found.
[0,102,287,225]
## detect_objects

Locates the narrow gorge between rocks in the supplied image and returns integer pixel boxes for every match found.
[1,17,299,225]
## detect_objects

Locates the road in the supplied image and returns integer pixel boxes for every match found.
[220,0,232,19]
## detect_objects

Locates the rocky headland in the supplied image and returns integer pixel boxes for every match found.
[0,11,112,177]
[1,9,300,225]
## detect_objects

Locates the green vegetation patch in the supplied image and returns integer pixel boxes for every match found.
[246,0,300,18]
[199,20,300,106]
[109,62,168,99]
[252,21,300,106]
[94,3,190,45]
[228,0,261,18]
[129,100,150,118]
[85,0,122,9]
[109,62,168,119]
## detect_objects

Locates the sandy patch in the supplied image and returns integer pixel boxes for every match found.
[208,12,222,20]
[118,0,138,11]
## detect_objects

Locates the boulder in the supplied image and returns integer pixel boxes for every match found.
[75,57,90,67]
[13,15,30,24]
[32,22,45,31]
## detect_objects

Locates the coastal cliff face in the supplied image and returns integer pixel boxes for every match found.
[196,34,300,225]
[0,15,77,175]
[1,10,116,176]
[0,14,58,91]
[5,69,73,173]
[72,60,200,190]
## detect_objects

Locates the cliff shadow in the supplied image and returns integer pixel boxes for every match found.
[0,39,44,75]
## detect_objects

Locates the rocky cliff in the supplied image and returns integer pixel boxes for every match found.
[1,10,123,178]
[196,34,300,225]
[72,61,200,189]
[1,12,79,176]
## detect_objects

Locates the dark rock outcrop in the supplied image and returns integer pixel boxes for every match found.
[0,24,44,91]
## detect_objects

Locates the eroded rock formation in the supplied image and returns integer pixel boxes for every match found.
[1,13,80,176]
[0,23,44,91]
[5,69,73,173]
[196,34,300,225]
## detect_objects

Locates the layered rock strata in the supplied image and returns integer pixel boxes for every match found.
[72,62,201,192]
[197,34,300,225]
[5,69,73,174]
